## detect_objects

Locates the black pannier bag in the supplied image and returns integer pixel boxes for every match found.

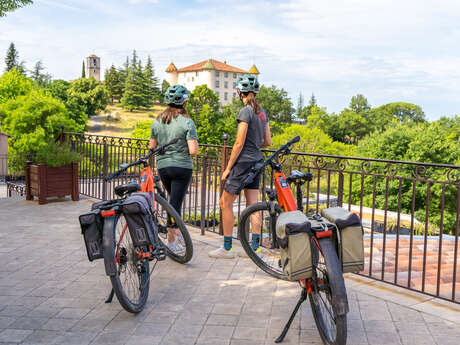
[121,193,155,247]
[79,200,107,261]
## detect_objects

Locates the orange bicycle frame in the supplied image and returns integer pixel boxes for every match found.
[273,172,297,212]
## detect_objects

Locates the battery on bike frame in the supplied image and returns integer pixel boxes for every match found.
[274,172,297,212]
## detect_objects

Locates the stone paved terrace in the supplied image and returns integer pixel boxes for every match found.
[1,197,460,345]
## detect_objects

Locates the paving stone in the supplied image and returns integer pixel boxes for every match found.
[8,317,49,330]
[206,314,238,326]
[213,303,242,315]
[200,325,234,339]
[196,337,231,345]
[90,331,131,345]
[233,326,266,340]
[0,329,33,343]
[54,308,91,320]
[125,335,162,345]
[41,318,79,331]
[366,331,402,345]
[133,322,171,337]
[0,317,15,330]
[22,329,63,344]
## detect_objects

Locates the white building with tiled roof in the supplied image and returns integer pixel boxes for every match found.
[165,59,260,105]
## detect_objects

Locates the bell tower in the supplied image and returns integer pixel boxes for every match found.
[86,54,100,81]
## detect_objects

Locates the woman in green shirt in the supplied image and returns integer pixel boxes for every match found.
[149,85,198,250]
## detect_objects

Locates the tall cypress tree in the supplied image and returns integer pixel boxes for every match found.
[81,60,86,78]
[5,42,19,71]
[143,56,159,107]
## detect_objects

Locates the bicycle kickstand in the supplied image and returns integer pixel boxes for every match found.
[275,288,308,343]
[105,288,115,303]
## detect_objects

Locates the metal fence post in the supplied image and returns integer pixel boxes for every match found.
[102,143,108,200]
[219,134,229,235]
[337,171,344,207]
[200,153,208,235]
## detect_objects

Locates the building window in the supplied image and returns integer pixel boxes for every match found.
[233,73,237,78]
[224,92,228,100]
[224,72,228,78]
[216,92,220,98]
[215,71,220,77]
[224,81,228,88]
[93,58,97,65]
[196,71,199,76]
[215,80,220,88]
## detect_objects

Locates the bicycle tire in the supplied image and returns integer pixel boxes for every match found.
[154,194,193,264]
[106,213,150,314]
[238,201,287,280]
[309,237,347,345]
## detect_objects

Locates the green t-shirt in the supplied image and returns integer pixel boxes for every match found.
[150,115,198,170]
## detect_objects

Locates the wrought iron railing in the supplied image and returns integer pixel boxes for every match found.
[63,131,460,304]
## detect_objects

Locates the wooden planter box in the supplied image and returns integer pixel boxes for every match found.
[25,162,79,204]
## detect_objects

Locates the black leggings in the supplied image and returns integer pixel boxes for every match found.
[158,167,193,216]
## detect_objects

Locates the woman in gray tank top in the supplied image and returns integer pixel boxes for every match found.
[208,74,272,259]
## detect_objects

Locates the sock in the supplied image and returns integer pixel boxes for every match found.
[252,234,260,250]
[224,236,233,251]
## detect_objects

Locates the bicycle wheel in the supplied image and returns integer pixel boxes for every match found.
[238,202,287,280]
[106,213,150,313]
[153,193,193,264]
[309,237,347,345]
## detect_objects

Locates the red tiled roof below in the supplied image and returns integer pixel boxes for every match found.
[176,59,248,73]
[361,236,460,301]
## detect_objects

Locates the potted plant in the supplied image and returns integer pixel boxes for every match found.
[25,141,80,204]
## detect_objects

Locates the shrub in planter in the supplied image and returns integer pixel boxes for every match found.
[26,142,81,204]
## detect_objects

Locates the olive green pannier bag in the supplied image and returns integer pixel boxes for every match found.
[276,211,313,280]
[321,207,364,273]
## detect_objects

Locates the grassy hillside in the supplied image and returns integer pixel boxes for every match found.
[86,103,166,137]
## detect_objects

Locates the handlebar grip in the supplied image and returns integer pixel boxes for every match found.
[287,136,300,145]
[105,170,122,181]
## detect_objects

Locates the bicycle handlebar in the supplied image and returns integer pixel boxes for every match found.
[242,136,300,187]
[104,138,179,181]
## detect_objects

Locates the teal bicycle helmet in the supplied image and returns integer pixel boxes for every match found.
[164,85,190,105]
[236,74,260,93]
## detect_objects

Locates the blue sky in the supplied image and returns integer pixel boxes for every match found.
[1,0,460,120]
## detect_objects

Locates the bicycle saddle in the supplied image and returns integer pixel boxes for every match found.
[114,182,141,197]
[287,170,313,183]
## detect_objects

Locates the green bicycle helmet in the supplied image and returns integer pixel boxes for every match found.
[235,74,260,93]
[164,85,190,105]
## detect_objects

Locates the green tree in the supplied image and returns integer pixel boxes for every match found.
[271,124,355,156]
[46,79,87,127]
[104,65,122,104]
[143,56,159,107]
[350,94,371,115]
[257,85,294,123]
[299,93,317,120]
[356,119,460,234]
[4,42,19,72]
[159,79,170,105]
[185,85,220,124]
[368,102,426,132]
[336,109,369,144]
[0,0,33,17]
[121,67,139,111]
[31,60,51,86]
[0,89,82,155]
[67,77,109,116]
[296,92,304,120]
[0,68,32,105]
[81,60,85,78]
